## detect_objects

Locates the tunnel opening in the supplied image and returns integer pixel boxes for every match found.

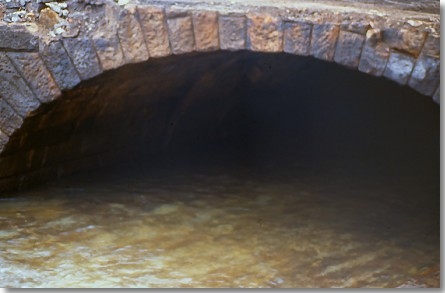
[0,51,440,288]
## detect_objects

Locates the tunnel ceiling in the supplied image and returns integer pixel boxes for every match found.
[0,50,440,192]
[0,0,440,192]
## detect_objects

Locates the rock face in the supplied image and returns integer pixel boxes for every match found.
[0,0,440,191]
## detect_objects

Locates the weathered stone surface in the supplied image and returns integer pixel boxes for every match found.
[310,24,340,61]
[334,30,365,68]
[7,52,61,103]
[432,86,439,104]
[62,38,103,81]
[192,11,219,51]
[0,130,9,152]
[219,15,246,51]
[91,5,125,70]
[408,55,440,96]
[0,53,40,117]
[0,23,38,51]
[382,27,427,57]
[118,5,149,63]
[422,34,440,58]
[167,12,195,54]
[38,7,60,30]
[340,20,369,34]
[283,22,312,56]
[383,51,416,85]
[0,98,23,136]
[39,40,81,90]
[247,13,283,52]
[137,6,171,58]
[358,29,389,76]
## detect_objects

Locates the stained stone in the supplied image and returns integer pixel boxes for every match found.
[219,15,246,51]
[283,22,312,56]
[192,11,219,52]
[7,52,61,103]
[383,51,416,85]
[311,24,340,61]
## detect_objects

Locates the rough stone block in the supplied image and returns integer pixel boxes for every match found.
[422,34,440,58]
[0,23,38,51]
[7,52,61,103]
[334,30,365,68]
[432,87,439,104]
[247,13,283,52]
[0,98,23,136]
[0,53,40,117]
[0,130,9,152]
[358,29,389,76]
[408,55,440,96]
[283,22,312,56]
[192,11,219,51]
[340,21,369,35]
[39,40,81,90]
[62,38,103,80]
[91,5,125,70]
[358,44,389,76]
[382,27,427,57]
[219,15,246,51]
[167,12,195,54]
[137,6,171,58]
[118,5,149,63]
[383,51,416,85]
[310,23,340,61]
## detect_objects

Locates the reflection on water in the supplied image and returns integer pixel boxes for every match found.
[0,153,440,288]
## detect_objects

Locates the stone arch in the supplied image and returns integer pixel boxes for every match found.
[0,0,440,189]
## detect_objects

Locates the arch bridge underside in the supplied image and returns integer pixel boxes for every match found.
[0,0,440,191]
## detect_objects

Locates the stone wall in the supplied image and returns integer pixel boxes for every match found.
[0,0,440,192]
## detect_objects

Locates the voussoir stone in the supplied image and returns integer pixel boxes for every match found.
[0,53,40,117]
[219,15,247,51]
[383,51,416,85]
[422,34,440,58]
[310,23,340,61]
[0,130,9,152]
[283,22,312,56]
[0,98,23,136]
[166,9,195,54]
[0,23,38,51]
[118,5,149,63]
[7,52,61,103]
[62,38,103,81]
[408,54,440,96]
[432,86,440,104]
[247,13,283,52]
[137,6,171,58]
[39,40,81,90]
[334,30,365,68]
[382,27,427,57]
[192,11,219,52]
[358,29,390,76]
[91,4,125,70]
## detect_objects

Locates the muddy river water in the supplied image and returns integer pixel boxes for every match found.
[0,148,440,288]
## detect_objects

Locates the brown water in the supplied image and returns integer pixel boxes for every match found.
[0,152,440,288]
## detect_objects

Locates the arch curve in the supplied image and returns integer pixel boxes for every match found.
[0,0,440,176]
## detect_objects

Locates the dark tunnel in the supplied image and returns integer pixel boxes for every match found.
[0,51,440,288]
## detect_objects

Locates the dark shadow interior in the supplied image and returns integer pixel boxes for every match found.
[0,51,439,194]
[0,51,440,288]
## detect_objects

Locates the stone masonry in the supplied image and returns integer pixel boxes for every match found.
[0,0,440,191]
